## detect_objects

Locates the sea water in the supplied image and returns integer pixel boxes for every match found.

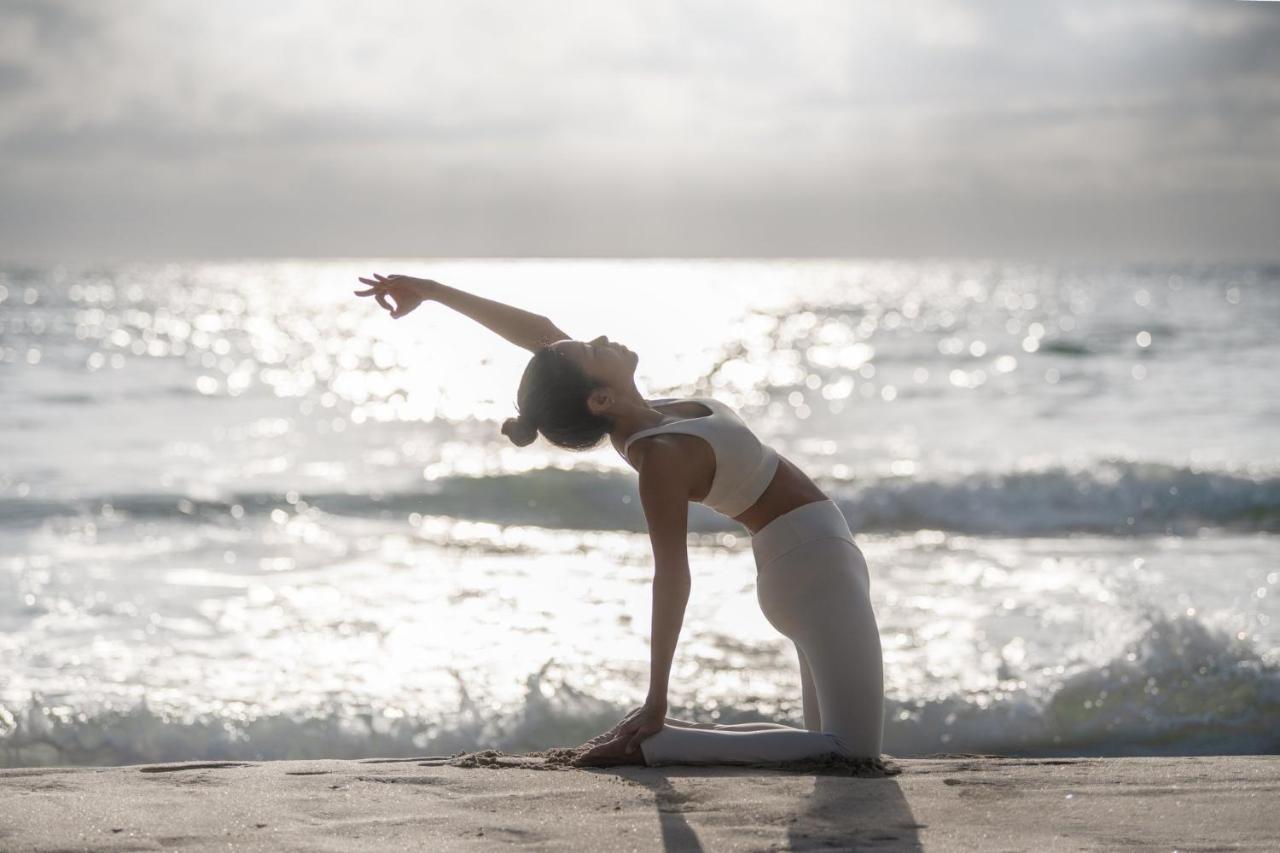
[1,259,1277,766]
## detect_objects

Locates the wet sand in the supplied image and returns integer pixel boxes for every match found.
[1,753,1276,851]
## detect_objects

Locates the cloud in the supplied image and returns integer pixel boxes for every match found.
[0,0,1277,261]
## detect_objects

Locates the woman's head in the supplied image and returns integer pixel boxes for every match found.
[500,335,639,449]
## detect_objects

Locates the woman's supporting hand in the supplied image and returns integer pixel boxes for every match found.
[622,701,668,754]
[353,273,436,319]
[573,701,667,765]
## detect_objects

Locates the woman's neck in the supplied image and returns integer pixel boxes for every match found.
[610,392,673,447]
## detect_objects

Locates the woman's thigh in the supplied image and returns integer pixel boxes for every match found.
[756,537,883,754]
[755,536,871,636]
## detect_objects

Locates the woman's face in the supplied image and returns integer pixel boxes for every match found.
[551,335,638,387]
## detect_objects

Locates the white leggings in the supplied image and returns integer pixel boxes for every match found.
[639,499,885,765]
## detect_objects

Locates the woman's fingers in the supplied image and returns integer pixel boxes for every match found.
[571,738,627,767]
[580,740,610,759]
[626,721,661,754]
[355,276,413,318]
[618,719,645,744]
[353,275,416,319]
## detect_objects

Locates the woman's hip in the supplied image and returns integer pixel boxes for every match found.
[750,499,857,570]
[753,531,873,639]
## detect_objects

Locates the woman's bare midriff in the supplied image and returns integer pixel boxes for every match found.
[731,453,830,535]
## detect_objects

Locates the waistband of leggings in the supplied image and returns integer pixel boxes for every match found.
[750,499,854,568]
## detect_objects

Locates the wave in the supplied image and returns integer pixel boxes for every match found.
[837,459,1280,536]
[2,613,1277,768]
[2,460,1277,536]
[885,610,1280,757]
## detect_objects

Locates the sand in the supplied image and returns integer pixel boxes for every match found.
[1,752,1277,851]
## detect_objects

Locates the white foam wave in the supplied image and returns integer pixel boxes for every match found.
[3,613,1276,767]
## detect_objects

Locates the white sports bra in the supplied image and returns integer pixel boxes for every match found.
[619,396,780,518]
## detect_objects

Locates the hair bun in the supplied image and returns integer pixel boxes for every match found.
[501,414,538,447]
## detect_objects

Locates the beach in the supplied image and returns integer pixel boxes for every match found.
[2,753,1277,851]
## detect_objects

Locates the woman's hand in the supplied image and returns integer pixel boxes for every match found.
[575,702,666,765]
[622,702,667,753]
[353,273,436,319]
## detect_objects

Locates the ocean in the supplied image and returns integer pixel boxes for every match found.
[1,258,1277,767]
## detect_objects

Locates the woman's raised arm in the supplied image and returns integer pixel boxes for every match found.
[354,273,571,353]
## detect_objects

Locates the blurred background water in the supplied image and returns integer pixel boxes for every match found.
[1,258,1278,766]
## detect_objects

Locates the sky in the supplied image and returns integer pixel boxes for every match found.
[0,0,1277,262]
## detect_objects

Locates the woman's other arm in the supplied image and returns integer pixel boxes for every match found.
[628,439,693,751]
[354,273,571,353]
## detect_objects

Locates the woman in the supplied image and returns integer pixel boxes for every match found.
[354,272,885,767]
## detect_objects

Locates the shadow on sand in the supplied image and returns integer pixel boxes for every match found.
[600,766,923,852]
